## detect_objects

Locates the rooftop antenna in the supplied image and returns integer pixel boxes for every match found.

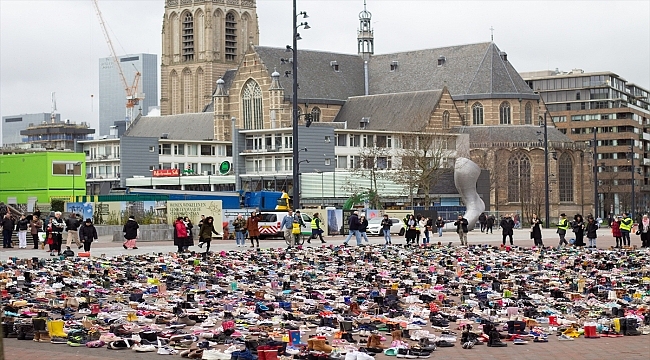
[490,26,494,42]
[51,92,57,123]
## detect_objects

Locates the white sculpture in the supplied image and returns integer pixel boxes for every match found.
[454,157,485,227]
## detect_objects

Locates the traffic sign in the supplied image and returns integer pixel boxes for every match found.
[219,161,231,175]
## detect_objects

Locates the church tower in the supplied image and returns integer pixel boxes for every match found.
[357,0,374,60]
[160,0,259,115]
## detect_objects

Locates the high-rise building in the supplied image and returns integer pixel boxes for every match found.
[160,0,259,115]
[522,69,650,218]
[1,113,60,146]
[99,53,158,136]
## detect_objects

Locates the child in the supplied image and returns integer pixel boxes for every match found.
[78,218,98,252]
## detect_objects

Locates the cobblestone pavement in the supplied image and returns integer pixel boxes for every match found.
[4,335,650,360]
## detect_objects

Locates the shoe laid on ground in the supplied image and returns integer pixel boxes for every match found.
[133,343,157,352]
[557,334,574,341]
[158,345,179,355]
[513,338,528,345]
[50,336,67,344]
[133,247,138,249]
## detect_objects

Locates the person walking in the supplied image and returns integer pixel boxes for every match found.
[2,213,15,248]
[500,214,514,246]
[343,211,362,246]
[573,214,585,247]
[30,214,42,250]
[637,214,650,248]
[619,213,633,247]
[173,217,187,253]
[16,214,30,249]
[405,215,418,245]
[380,215,393,245]
[611,216,622,248]
[435,216,445,237]
[359,214,370,244]
[309,212,326,244]
[556,213,569,247]
[183,217,194,252]
[530,214,543,248]
[454,214,469,246]
[478,212,487,233]
[65,213,82,249]
[585,215,598,248]
[122,215,139,250]
[198,216,219,253]
[78,218,98,252]
[246,211,261,248]
[281,210,295,248]
[232,214,247,247]
[50,212,65,256]
[486,214,495,234]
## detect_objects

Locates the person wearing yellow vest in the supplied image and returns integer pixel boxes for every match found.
[619,213,633,247]
[308,213,326,244]
[556,213,570,247]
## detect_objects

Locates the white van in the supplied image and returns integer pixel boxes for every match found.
[257,211,312,239]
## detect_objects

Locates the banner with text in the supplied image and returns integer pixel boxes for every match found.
[166,200,223,233]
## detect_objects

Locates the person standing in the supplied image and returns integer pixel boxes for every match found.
[198,216,219,253]
[619,213,633,247]
[405,214,418,245]
[50,212,65,256]
[380,215,393,245]
[358,214,370,244]
[435,216,445,237]
[530,214,543,247]
[343,211,362,246]
[183,217,194,251]
[424,216,433,244]
[420,216,430,244]
[556,213,569,247]
[281,210,295,248]
[246,211,261,248]
[2,213,15,248]
[30,215,42,250]
[122,215,139,250]
[65,213,82,249]
[309,213,326,244]
[478,212,487,233]
[78,218,98,252]
[454,215,469,246]
[611,216,622,248]
[636,214,649,248]
[585,215,598,248]
[573,214,585,247]
[500,215,514,246]
[232,214,247,247]
[16,214,30,249]
[292,210,305,246]
[173,217,187,253]
[486,214,495,234]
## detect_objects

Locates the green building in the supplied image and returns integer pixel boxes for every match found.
[0,151,86,205]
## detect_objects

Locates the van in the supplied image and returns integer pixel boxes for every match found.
[258,211,312,239]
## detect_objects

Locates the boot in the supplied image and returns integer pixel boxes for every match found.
[257,345,268,360]
[487,331,507,347]
[177,313,197,326]
[401,329,410,340]
[264,346,279,360]
[390,330,402,343]
[307,338,314,350]
[48,319,66,338]
[348,302,361,316]
[624,318,641,336]
[367,334,386,350]
[311,338,332,353]
[32,318,46,342]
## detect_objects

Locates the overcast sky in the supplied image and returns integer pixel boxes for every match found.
[1,0,649,136]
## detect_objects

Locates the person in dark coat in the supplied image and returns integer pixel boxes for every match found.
[1,213,14,248]
[78,218,98,252]
[174,217,187,253]
[573,214,585,247]
[30,215,43,250]
[585,215,598,248]
[122,216,139,249]
[435,216,445,237]
[500,214,515,246]
[405,215,418,245]
[183,217,194,251]
[530,214,543,247]
[638,214,650,248]
[486,215,495,234]
[478,213,487,233]
[454,215,469,246]
[198,216,220,253]
[16,214,30,249]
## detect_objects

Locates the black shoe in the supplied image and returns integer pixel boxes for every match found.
[132,247,138,250]
[198,243,203,248]
[307,240,311,244]
[321,240,326,243]
[123,244,128,249]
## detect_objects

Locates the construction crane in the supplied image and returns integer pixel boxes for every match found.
[91,0,144,125]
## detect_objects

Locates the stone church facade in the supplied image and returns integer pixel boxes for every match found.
[158,0,594,218]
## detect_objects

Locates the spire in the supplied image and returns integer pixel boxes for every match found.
[357,0,374,59]
[214,78,227,96]
[270,68,283,90]
[490,26,494,42]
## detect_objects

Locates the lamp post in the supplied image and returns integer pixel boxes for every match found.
[543,111,550,228]
[289,0,309,211]
[592,127,598,217]
[628,145,636,220]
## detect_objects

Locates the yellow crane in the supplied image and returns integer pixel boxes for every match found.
[91,0,144,124]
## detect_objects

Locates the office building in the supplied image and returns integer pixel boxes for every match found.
[1,113,60,146]
[99,53,158,136]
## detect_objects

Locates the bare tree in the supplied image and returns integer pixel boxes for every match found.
[346,140,392,209]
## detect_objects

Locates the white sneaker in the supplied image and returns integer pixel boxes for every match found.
[157,345,179,355]
[345,351,358,360]
[356,352,374,360]
[202,349,231,360]
[224,345,240,354]
[132,344,156,352]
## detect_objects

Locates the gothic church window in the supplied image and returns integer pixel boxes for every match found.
[182,12,194,62]
[242,80,263,130]
[500,101,511,124]
[558,153,574,202]
[311,107,321,123]
[442,111,450,129]
[524,102,532,124]
[472,102,483,125]
[171,70,180,114]
[225,12,237,61]
[182,68,193,113]
[507,152,531,203]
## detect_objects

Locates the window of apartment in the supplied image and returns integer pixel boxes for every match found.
[324,158,331,166]
[362,134,373,147]
[216,145,225,156]
[200,144,212,155]
[201,163,212,175]
[226,145,232,157]
[174,144,185,155]
[552,116,566,123]
[350,134,361,147]
[376,156,391,169]
[265,136,273,150]
[176,162,185,170]
[265,158,272,172]
[149,146,155,152]
[324,136,331,143]
[275,134,283,149]
[350,156,361,169]
[162,163,172,169]
[186,144,197,156]
[376,135,388,148]
[336,133,347,146]
[275,158,283,171]
[337,155,347,169]
[499,102,511,124]
[472,102,484,125]
[160,143,172,155]
[284,135,293,149]
[284,158,292,171]
[571,115,585,121]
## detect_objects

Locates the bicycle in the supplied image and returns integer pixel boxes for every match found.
[284,232,309,246]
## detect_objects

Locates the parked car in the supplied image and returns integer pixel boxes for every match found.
[257,212,312,239]
[367,217,405,236]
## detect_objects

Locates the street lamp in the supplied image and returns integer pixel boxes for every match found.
[627,145,636,220]
[289,0,310,211]
[542,112,550,228]
[592,127,598,217]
